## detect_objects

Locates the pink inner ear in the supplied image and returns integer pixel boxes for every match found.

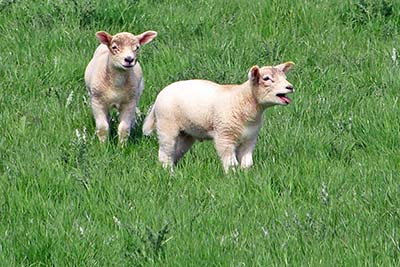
[96,32,112,46]
[281,64,291,73]
[251,67,260,81]
[139,31,157,45]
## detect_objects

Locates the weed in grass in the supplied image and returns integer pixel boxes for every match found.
[123,223,170,266]
[392,48,398,66]
[61,127,92,191]
[321,182,330,206]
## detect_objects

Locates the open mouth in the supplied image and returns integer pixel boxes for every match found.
[276,93,291,104]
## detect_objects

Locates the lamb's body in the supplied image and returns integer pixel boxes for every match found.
[85,30,157,143]
[85,44,144,107]
[143,62,295,172]
[149,80,261,142]
[85,44,143,143]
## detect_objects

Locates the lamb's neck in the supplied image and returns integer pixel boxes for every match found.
[234,81,264,124]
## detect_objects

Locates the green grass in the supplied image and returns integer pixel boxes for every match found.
[1,0,399,266]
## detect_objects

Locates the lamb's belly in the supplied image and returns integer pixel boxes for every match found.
[183,126,214,141]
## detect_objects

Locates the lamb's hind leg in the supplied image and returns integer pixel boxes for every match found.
[157,127,180,170]
[174,134,195,164]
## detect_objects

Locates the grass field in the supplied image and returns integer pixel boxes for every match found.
[1,0,400,266]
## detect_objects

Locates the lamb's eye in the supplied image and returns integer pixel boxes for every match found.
[263,76,271,81]
[134,45,140,51]
[112,45,118,50]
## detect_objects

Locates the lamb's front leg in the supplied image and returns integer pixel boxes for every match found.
[214,136,238,173]
[91,100,109,143]
[236,138,257,169]
[118,102,136,144]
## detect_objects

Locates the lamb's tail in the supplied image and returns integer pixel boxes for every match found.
[142,104,156,136]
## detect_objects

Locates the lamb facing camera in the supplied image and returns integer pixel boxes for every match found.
[85,30,157,144]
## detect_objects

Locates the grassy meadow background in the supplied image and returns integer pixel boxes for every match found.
[1,0,399,265]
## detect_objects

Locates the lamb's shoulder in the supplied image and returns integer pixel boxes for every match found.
[214,116,261,143]
[92,44,109,58]
[85,50,108,88]
[215,94,262,142]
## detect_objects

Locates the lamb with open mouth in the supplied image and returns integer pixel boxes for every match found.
[276,93,291,104]
[143,61,296,172]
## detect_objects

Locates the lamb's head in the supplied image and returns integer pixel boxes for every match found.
[96,30,157,70]
[248,62,295,107]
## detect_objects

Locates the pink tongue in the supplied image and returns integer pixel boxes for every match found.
[279,96,291,104]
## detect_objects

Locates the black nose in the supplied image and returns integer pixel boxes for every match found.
[286,85,294,91]
[124,56,134,64]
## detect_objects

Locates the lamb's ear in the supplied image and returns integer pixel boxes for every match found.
[275,61,295,73]
[248,65,260,83]
[138,31,157,45]
[96,31,113,46]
